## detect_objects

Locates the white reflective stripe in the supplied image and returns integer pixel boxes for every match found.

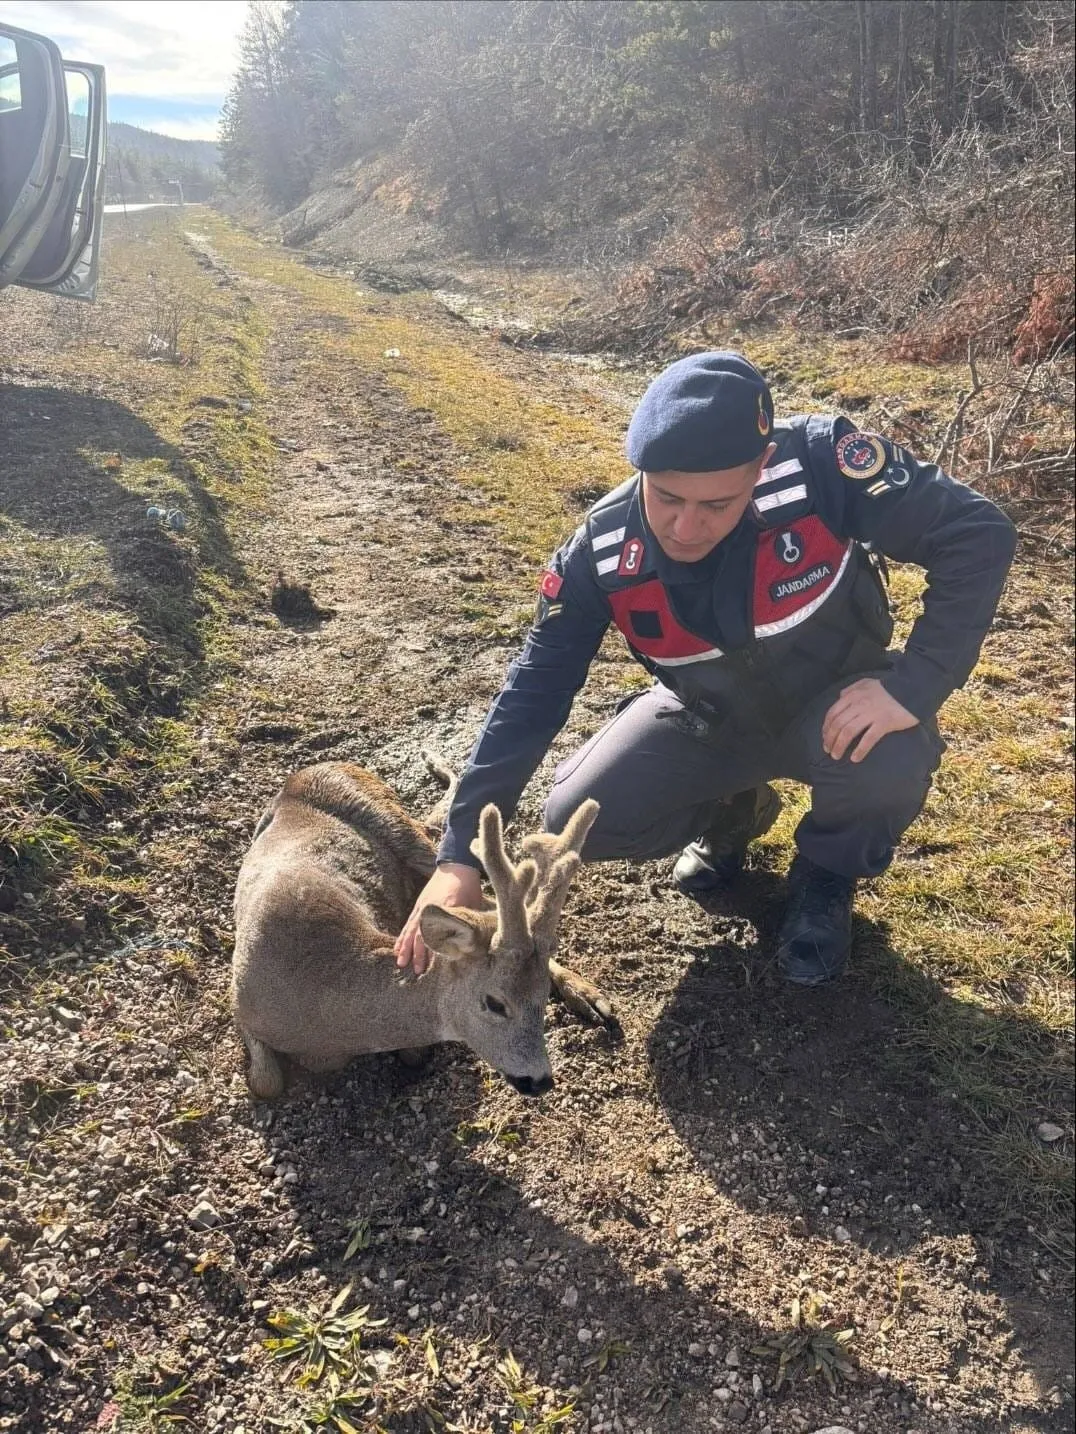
[753,545,852,638]
[595,554,621,575]
[756,458,803,486]
[658,646,724,666]
[591,525,626,552]
[754,483,808,512]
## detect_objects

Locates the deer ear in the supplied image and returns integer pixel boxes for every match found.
[418,905,492,960]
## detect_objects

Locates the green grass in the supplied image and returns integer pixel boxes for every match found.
[0,211,274,981]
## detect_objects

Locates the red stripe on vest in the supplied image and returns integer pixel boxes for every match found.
[753,515,848,629]
[608,580,716,661]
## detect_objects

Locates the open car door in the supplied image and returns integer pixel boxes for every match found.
[0,22,107,300]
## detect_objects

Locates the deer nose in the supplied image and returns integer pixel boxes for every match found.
[505,1072,554,1098]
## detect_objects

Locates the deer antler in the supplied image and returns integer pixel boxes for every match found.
[521,799,600,953]
[528,852,582,955]
[471,804,537,951]
[521,798,600,886]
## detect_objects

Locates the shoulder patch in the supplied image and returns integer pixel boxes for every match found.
[534,568,565,625]
[539,569,563,600]
[835,431,887,480]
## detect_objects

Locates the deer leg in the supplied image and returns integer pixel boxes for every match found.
[548,958,620,1036]
[240,1027,286,1101]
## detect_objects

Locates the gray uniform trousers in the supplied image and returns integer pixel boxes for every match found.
[543,677,944,880]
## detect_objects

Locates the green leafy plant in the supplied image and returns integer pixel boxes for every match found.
[343,1215,372,1261]
[270,1369,378,1433]
[114,1364,193,1430]
[495,1352,575,1432]
[753,1292,857,1392]
[264,1285,387,1388]
[582,1338,630,1375]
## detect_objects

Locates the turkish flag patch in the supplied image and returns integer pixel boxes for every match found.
[539,569,563,599]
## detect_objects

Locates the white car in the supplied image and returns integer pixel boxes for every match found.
[0,19,106,299]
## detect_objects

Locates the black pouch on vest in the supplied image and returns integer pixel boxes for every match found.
[849,552,895,648]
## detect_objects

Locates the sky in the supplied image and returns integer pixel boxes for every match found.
[4,0,258,141]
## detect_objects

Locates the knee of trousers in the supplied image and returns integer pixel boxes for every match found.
[811,724,942,821]
[542,780,651,861]
[543,781,621,855]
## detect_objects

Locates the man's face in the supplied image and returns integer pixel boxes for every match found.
[642,446,774,562]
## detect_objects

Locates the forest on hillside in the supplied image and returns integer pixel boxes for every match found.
[106,122,220,205]
[220,0,1073,364]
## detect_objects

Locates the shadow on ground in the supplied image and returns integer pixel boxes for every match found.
[0,382,247,659]
[646,870,1074,1420]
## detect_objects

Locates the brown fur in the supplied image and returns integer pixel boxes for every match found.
[231,761,611,1100]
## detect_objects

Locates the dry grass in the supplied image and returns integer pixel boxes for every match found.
[0,212,273,985]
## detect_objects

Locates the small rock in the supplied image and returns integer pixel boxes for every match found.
[724,1347,741,1367]
[187,1201,222,1231]
[752,1373,764,1398]
[1036,1122,1064,1143]
[577,1327,593,1344]
[834,1226,852,1243]
[727,1402,750,1425]
[13,1294,43,1322]
[809,1428,856,1434]
[561,1286,579,1309]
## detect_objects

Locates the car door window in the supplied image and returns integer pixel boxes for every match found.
[19,67,94,283]
[0,23,67,281]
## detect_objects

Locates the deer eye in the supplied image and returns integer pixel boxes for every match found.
[483,996,508,1017]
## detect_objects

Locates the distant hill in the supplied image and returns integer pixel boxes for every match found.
[106,122,219,203]
[108,122,219,170]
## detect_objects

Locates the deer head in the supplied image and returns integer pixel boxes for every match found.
[418,799,599,1095]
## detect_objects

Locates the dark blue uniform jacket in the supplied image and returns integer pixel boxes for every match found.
[438,416,1016,868]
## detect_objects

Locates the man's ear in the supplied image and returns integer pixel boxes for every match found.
[419,905,494,960]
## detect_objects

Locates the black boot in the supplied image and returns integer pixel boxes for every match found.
[776,854,857,986]
[674,785,782,895]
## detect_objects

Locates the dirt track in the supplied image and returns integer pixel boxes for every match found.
[0,210,1072,1433]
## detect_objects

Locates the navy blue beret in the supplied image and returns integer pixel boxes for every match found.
[626,351,775,473]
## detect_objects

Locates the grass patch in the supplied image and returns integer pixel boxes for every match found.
[198,214,627,572]
[0,209,273,981]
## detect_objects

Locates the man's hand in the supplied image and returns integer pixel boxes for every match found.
[394,862,485,974]
[822,678,919,763]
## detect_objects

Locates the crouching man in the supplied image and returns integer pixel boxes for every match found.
[395,352,1016,986]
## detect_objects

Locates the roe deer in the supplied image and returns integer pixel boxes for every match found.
[231,761,612,1100]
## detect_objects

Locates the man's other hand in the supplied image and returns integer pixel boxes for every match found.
[394,862,485,974]
[822,678,919,763]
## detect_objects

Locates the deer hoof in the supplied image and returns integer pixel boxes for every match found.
[550,964,622,1040]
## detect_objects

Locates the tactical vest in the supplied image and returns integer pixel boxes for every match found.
[586,416,894,734]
